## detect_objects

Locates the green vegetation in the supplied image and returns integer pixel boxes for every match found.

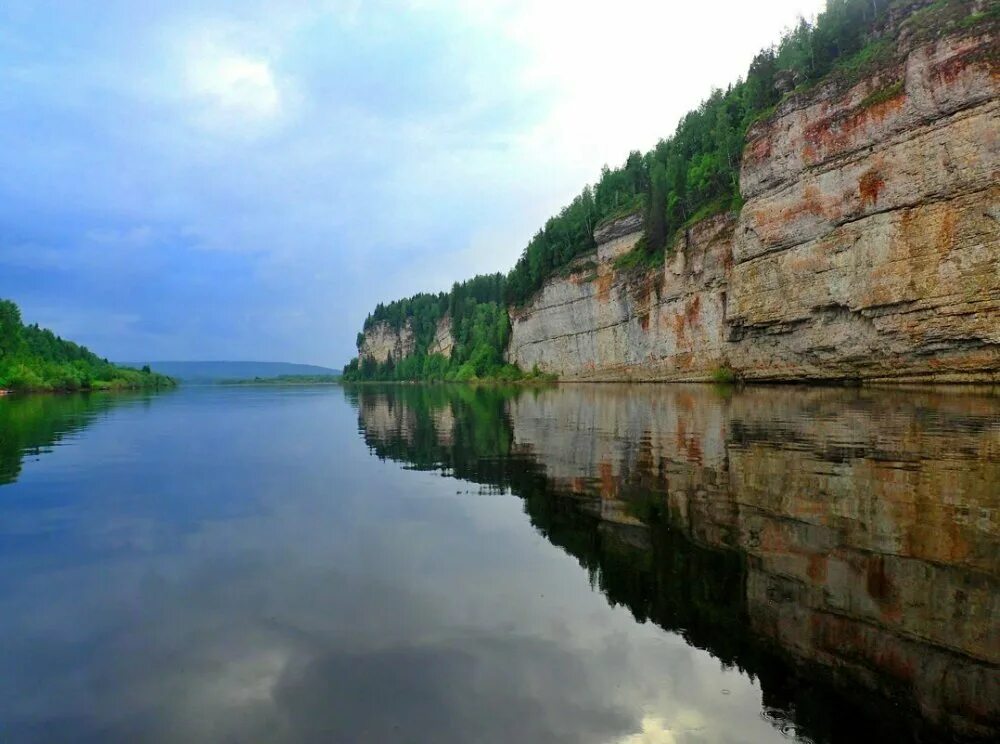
[349,0,981,381]
[556,259,598,278]
[957,5,1000,30]
[613,237,664,273]
[503,0,908,303]
[828,37,895,81]
[343,348,556,384]
[0,298,174,393]
[711,366,739,385]
[858,79,905,109]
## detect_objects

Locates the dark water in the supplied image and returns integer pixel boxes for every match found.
[0,385,996,743]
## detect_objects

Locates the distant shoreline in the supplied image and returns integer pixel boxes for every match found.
[218,375,341,387]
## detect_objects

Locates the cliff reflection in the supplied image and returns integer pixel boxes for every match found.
[347,384,1000,743]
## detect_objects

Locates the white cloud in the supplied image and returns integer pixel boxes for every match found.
[182,36,283,133]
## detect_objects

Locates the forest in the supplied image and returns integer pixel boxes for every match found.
[0,299,174,392]
[346,0,978,381]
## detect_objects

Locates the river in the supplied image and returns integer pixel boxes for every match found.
[0,384,996,742]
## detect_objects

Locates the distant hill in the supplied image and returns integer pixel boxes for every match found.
[119,361,341,382]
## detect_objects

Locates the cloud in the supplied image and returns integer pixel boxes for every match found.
[185,44,282,129]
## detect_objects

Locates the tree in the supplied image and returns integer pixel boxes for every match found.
[0,300,23,360]
[646,162,668,254]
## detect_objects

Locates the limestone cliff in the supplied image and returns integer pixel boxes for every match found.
[359,320,415,364]
[508,16,998,382]
[507,213,733,379]
[427,315,455,358]
[359,315,454,364]
[730,18,999,381]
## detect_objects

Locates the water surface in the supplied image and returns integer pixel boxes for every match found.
[0,384,996,743]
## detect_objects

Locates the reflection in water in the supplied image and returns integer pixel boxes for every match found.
[0,385,995,743]
[349,384,1000,743]
[0,392,155,485]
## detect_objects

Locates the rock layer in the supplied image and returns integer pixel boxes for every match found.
[359,315,455,364]
[507,23,999,382]
[359,321,415,364]
[730,24,999,381]
[508,214,734,380]
[427,315,454,358]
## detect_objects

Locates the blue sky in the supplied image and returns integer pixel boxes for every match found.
[0,0,824,366]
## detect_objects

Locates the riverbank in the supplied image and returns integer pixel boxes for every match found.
[0,380,176,396]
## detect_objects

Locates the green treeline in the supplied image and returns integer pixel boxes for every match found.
[0,299,174,392]
[347,0,981,381]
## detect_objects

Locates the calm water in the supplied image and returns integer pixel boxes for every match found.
[0,384,996,743]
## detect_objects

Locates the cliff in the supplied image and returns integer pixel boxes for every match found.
[360,315,454,364]
[359,320,415,364]
[507,213,734,379]
[729,17,999,381]
[508,17,998,382]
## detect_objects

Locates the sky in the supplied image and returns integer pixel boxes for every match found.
[0,0,826,367]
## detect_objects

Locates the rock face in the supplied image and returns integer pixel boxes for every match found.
[359,316,454,363]
[427,315,454,358]
[730,24,999,381]
[508,21,999,382]
[508,213,734,380]
[359,321,415,364]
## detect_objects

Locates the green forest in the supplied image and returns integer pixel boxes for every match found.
[0,299,174,392]
[345,0,988,382]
